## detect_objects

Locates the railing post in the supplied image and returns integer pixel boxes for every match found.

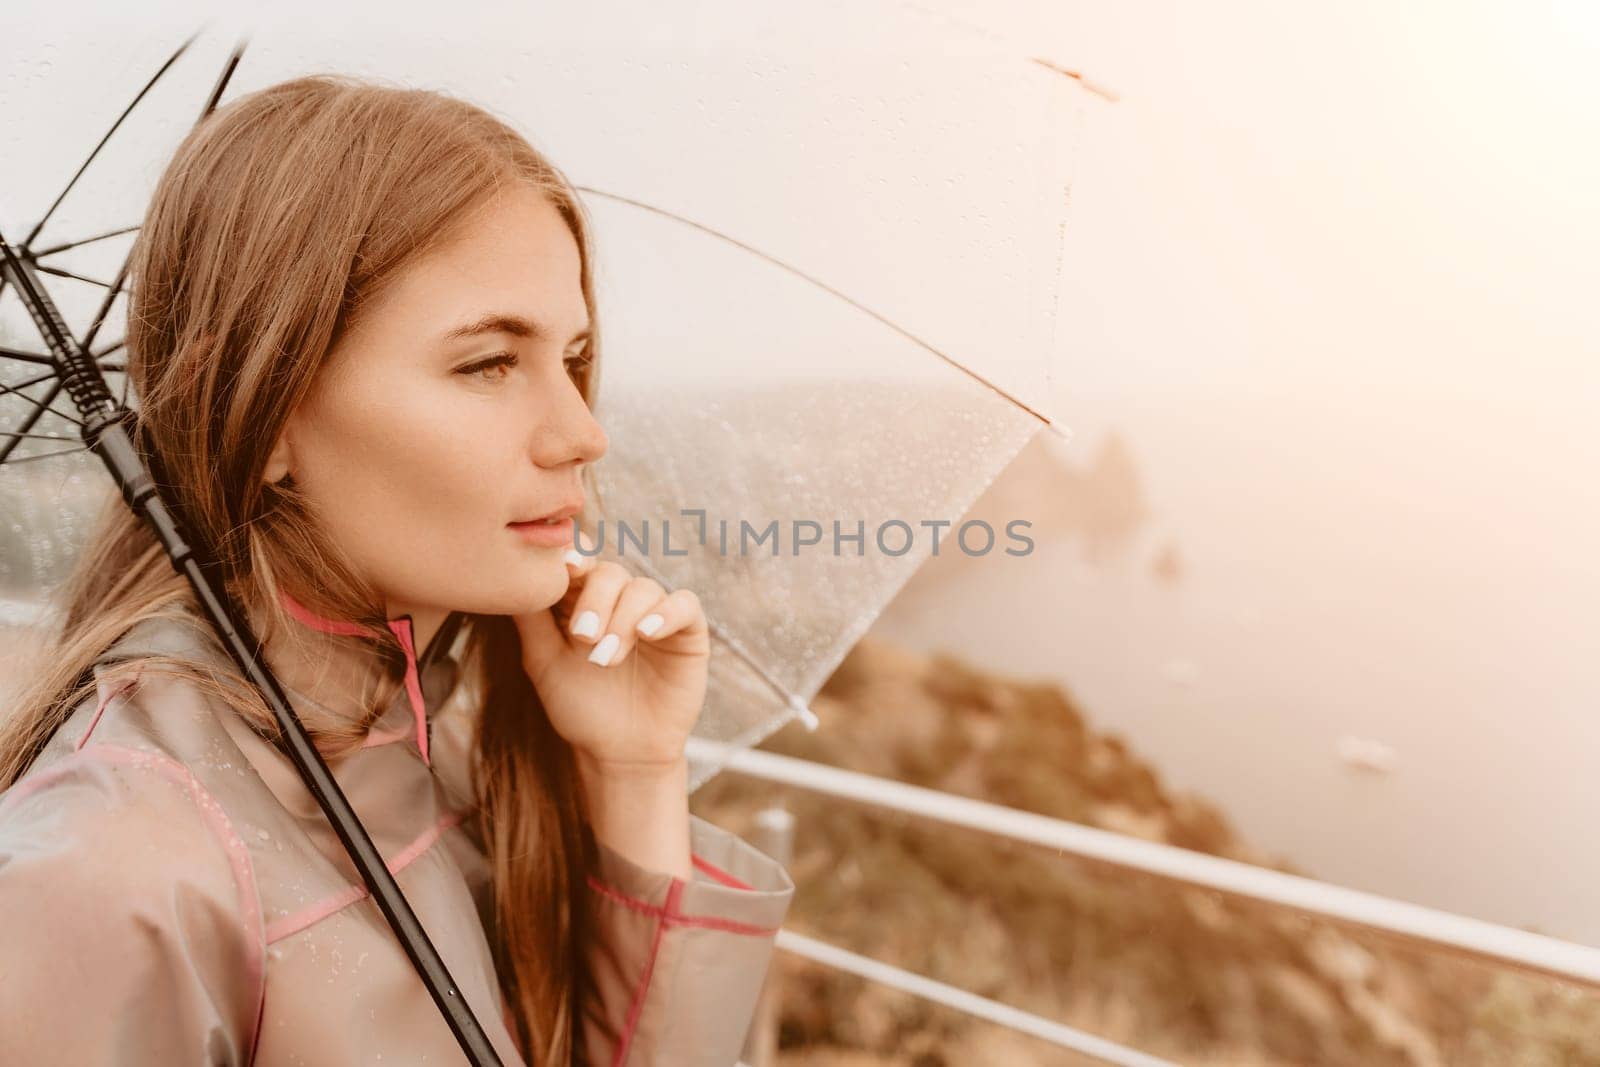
[741,804,795,1067]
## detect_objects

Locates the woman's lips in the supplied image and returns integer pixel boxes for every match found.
[507,517,577,548]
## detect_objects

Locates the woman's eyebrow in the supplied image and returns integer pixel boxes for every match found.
[440,313,592,344]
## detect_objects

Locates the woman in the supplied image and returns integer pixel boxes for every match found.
[0,74,793,1065]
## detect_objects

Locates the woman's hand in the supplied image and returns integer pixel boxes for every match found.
[511,538,710,773]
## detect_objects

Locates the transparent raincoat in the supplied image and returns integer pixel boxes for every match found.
[0,600,794,1065]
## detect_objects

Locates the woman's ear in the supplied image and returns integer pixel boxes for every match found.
[264,432,294,486]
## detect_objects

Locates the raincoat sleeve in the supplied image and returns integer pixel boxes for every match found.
[578,812,794,1066]
[0,750,264,1065]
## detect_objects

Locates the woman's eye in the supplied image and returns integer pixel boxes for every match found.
[458,352,518,382]
[565,352,593,379]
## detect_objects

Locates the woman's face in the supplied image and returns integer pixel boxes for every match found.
[265,185,607,627]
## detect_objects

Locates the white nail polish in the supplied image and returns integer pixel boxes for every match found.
[636,613,664,637]
[563,549,584,568]
[588,633,620,666]
[571,610,600,638]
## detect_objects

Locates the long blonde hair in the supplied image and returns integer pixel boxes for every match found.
[0,74,603,1064]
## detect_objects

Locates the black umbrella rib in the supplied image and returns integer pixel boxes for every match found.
[0,379,65,464]
[4,445,89,465]
[24,32,200,246]
[0,347,53,366]
[82,262,128,351]
[16,33,203,361]
[1,430,81,444]
[67,38,245,356]
[1,368,58,394]
[33,263,114,289]
[29,225,140,259]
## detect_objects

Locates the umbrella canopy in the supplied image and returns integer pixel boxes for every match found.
[1,8,1096,787]
[1,11,1104,1063]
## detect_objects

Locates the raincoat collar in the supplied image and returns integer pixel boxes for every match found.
[277,590,432,766]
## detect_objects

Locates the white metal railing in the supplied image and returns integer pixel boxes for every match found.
[774,928,1178,1066]
[732,790,1170,1066]
[686,740,1600,989]
[691,739,1600,1066]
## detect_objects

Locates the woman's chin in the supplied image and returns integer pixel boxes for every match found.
[390,549,570,620]
[464,561,569,617]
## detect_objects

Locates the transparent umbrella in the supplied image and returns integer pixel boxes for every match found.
[2,9,1102,791]
[1,11,1108,1062]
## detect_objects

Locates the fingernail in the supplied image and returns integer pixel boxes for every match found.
[636,613,664,637]
[563,549,584,568]
[588,633,620,666]
[571,610,600,639]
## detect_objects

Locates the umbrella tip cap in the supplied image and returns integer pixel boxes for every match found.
[789,697,821,732]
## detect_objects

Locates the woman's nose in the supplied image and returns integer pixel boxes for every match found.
[534,371,608,466]
[568,402,608,465]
